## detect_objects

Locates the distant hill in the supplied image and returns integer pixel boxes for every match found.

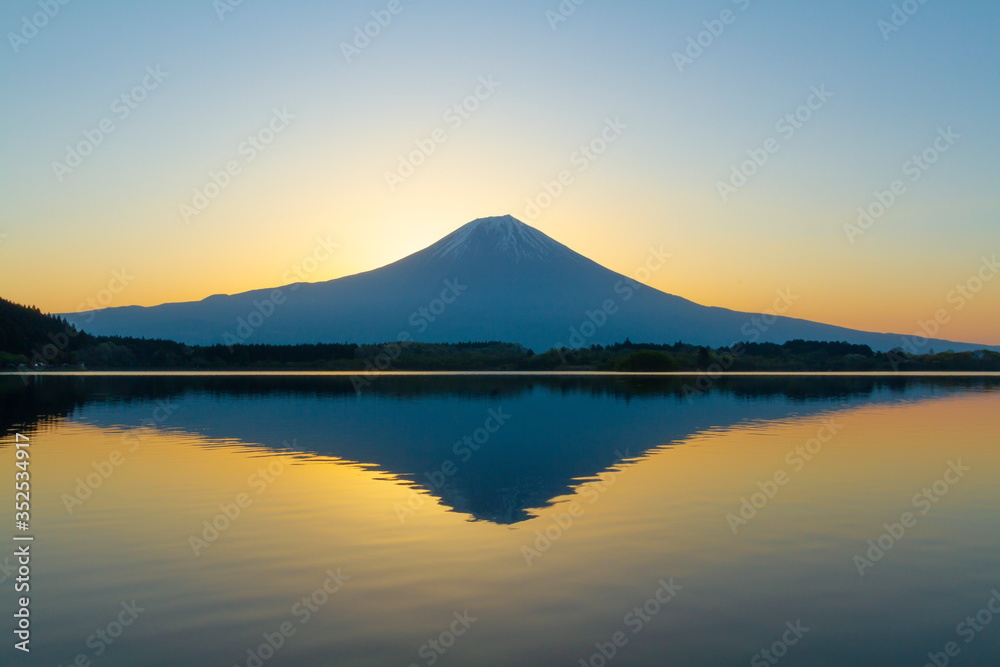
[60,215,999,353]
[2,294,999,373]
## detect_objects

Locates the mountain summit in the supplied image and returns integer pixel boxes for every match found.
[419,215,570,263]
[63,215,995,353]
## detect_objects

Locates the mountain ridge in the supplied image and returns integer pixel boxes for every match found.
[60,215,998,353]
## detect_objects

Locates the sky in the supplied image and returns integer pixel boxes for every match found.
[1,0,998,345]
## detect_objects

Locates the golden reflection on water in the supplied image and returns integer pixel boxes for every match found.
[16,391,1000,666]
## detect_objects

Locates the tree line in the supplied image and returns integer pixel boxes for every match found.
[2,297,998,372]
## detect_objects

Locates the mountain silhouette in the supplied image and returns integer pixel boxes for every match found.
[11,374,994,524]
[62,215,996,352]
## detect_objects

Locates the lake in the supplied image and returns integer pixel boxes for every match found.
[1,373,998,666]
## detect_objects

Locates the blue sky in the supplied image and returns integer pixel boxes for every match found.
[2,0,998,342]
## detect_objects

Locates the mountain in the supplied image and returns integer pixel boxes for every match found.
[62,215,996,353]
[10,374,975,523]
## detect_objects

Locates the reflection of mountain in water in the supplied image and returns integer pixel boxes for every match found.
[3,374,997,523]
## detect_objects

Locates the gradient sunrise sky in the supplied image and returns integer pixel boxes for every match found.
[2,0,998,344]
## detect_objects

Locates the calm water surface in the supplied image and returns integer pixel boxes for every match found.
[1,374,998,666]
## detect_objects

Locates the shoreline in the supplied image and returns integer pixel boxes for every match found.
[6,370,1000,377]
